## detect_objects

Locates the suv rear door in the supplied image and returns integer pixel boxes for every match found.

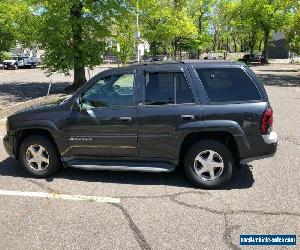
[137,64,202,162]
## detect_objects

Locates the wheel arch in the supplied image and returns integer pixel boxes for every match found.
[179,131,240,165]
[15,128,60,160]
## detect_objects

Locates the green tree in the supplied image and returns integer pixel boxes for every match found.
[211,0,232,53]
[31,0,121,87]
[224,0,264,54]
[0,2,15,60]
[243,0,297,63]
[114,10,136,64]
[0,0,32,60]
[285,6,300,54]
[187,0,214,58]
[139,0,197,59]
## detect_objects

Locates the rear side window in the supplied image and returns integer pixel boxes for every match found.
[145,72,194,105]
[195,68,261,103]
[175,73,194,104]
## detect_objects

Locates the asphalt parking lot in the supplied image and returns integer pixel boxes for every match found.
[0,64,299,249]
[0,67,107,107]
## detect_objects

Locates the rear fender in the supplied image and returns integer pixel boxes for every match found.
[178,120,250,157]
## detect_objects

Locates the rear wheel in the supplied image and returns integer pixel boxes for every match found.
[19,135,61,177]
[184,140,234,189]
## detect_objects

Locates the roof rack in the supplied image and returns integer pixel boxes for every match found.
[130,59,235,66]
[130,60,181,66]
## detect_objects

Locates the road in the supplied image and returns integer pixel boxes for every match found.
[0,64,299,249]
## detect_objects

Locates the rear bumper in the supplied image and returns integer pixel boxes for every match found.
[3,135,15,159]
[262,131,278,144]
[241,132,278,164]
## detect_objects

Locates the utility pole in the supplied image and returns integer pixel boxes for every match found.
[135,0,140,62]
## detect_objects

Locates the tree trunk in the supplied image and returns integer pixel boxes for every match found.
[259,39,263,52]
[197,14,203,59]
[262,29,270,64]
[249,30,257,55]
[70,1,87,87]
[150,41,158,57]
[213,33,217,52]
[232,35,237,52]
[173,37,178,59]
[249,45,254,55]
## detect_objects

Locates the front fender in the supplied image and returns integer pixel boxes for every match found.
[14,120,69,158]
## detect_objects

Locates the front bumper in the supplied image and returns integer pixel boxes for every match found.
[241,132,278,164]
[3,135,15,159]
[3,64,15,69]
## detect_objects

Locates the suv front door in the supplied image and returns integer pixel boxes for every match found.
[65,69,138,158]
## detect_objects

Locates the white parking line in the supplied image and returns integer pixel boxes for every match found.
[0,190,120,203]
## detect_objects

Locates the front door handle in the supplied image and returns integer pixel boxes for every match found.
[180,115,195,121]
[119,117,132,122]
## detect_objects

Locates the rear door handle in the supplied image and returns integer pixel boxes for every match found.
[119,117,132,122]
[180,115,195,121]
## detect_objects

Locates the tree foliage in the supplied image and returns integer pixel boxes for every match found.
[30,0,122,85]
[0,0,299,86]
[114,7,136,64]
[0,0,33,60]
[139,0,197,58]
[285,4,300,54]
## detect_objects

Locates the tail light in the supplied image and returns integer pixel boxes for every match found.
[261,107,273,134]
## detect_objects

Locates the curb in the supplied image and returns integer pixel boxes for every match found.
[0,117,6,126]
[0,93,68,124]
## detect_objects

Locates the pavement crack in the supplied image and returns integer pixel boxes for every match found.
[116,190,206,200]
[169,191,224,215]
[117,190,300,217]
[167,191,300,218]
[281,136,300,145]
[232,209,300,217]
[111,203,151,250]
[25,179,59,194]
[223,213,241,250]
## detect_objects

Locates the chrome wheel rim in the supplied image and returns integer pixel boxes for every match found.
[25,145,50,171]
[194,150,224,181]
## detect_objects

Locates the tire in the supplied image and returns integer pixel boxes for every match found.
[19,135,61,177]
[184,140,234,189]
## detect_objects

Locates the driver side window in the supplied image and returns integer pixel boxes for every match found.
[81,74,135,109]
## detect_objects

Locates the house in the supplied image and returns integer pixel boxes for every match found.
[268,32,289,59]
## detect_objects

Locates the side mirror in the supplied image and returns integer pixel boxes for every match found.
[74,96,82,111]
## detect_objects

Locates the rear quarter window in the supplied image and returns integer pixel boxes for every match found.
[195,67,262,103]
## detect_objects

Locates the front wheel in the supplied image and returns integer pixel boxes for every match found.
[184,140,234,189]
[19,135,61,177]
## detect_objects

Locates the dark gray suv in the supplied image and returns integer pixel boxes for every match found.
[3,61,278,188]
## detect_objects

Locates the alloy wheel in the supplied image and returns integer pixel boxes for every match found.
[25,144,50,171]
[194,150,224,181]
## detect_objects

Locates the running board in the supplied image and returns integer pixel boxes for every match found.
[68,161,175,173]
